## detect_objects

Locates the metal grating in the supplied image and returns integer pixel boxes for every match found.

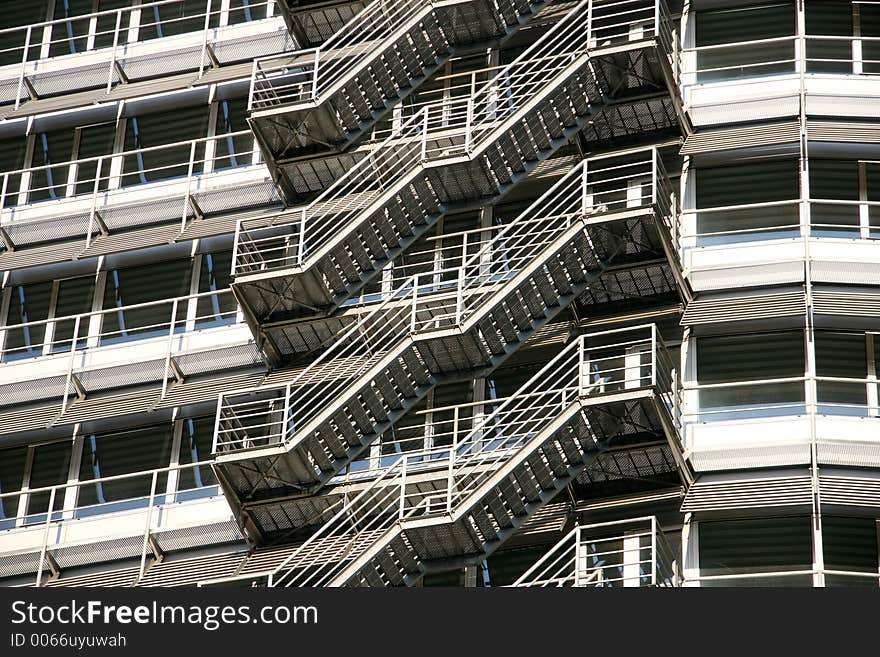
[681,473,813,513]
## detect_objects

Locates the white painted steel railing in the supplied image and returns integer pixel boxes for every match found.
[266,324,678,587]
[0,459,226,587]
[511,517,678,586]
[0,130,268,251]
[0,0,276,109]
[215,148,675,454]
[234,0,673,277]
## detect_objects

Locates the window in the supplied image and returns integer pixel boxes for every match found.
[26,442,73,520]
[696,331,805,414]
[695,159,800,242]
[196,250,236,326]
[100,257,193,343]
[228,0,265,25]
[815,331,868,413]
[138,0,219,42]
[822,516,880,586]
[28,122,116,203]
[122,105,211,185]
[805,1,854,73]
[0,135,29,207]
[2,281,54,361]
[695,3,796,82]
[51,276,96,353]
[809,159,860,236]
[177,416,219,495]
[77,425,174,512]
[698,516,813,586]
[213,98,251,170]
[0,446,27,528]
[0,3,51,66]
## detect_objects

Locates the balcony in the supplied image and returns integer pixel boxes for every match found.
[0,460,240,587]
[0,130,282,270]
[0,289,262,412]
[0,0,290,111]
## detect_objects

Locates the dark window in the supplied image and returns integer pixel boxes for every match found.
[26,442,72,518]
[213,98,251,170]
[177,416,218,492]
[696,159,800,238]
[3,281,53,361]
[122,105,210,185]
[695,4,796,81]
[51,276,95,352]
[196,250,236,326]
[100,258,192,342]
[815,331,867,411]
[809,159,860,235]
[699,516,813,585]
[805,1,853,73]
[0,445,27,523]
[697,331,805,410]
[78,425,174,508]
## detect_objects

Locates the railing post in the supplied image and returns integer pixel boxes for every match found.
[651,517,658,586]
[213,392,226,455]
[61,315,82,414]
[281,385,292,446]
[0,173,8,219]
[454,268,464,326]
[297,208,307,267]
[651,325,657,388]
[35,486,57,587]
[161,298,179,398]
[410,278,419,332]
[15,26,32,111]
[198,0,214,78]
[464,97,474,155]
[651,148,658,207]
[139,470,159,581]
[398,458,407,519]
[107,8,123,94]
[447,415,457,514]
[182,140,198,230]
[421,109,429,161]
[311,49,320,100]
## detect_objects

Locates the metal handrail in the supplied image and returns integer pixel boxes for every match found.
[216,148,674,455]
[267,324,677,587]
[0,130,266,251]
[1,0,275,109]
[0,458,226,587]
[512,517,678,586]
[234,0,670,277]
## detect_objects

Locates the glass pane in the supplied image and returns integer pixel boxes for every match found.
[122,105,210,185]
[29,129,76,202]
[51,276,95,352]
[176,416,218,492]
[26,442,72,517]
[138,0,219,41]
[699,516,813,579]
[228,0,264,25]
[47,0,95,58]
[0,445,27,524]
[213,98,251,170]
[100,258,192,341]
[823,516,879,573]
[196,250,236,326]
[0,136,29,207]
[2,281,53,361]
[94,0,132,50]
[77,425,174,509]
[0,2,51,65]
[74,122,117,196]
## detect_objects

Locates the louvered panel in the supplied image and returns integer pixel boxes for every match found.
[820,474,880,508]
[53,387,163,427]
[0,240,86,272]
[681,474,813,513]
[681,290,806,327]
[812,289,880,319]
[155,369,268,410]
[681,120,800,155]
[0,403,61,436]
[807,119,880,143]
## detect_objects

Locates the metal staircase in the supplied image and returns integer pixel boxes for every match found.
[233,0,681,335]
[212,149,684,523]
[511,517,678,586]
[260,324,683,586]
[249,0,545,166]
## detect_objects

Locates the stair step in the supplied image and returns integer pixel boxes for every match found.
[374,372,404,411]
[387,360,417,398]
[470,505,499,544]
[315,424,348,460]
[527,451,556,490]
[485,490,515,529]
[334,418,362,448]
[304,434,335,473]
[359,385,388,421]
[499,476,528,516]
[540,441,569,477]
[511,465,542,503]
[346,398,376,434]
[520,278,547,318]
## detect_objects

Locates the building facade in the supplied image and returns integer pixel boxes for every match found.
[0,0,876,588]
